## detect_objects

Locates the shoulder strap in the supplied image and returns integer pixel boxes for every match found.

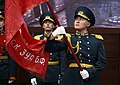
[91,34,104,40]
[34,34,43,40]
[66,33,72,44]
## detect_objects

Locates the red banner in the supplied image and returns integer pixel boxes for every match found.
[5,0,48,44]
[5,0,49,79]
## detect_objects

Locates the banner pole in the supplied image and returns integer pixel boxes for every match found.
[46,1,83,71]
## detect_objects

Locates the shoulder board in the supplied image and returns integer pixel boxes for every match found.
[57,33,71,40]
[34,34,43,40]
[91,34,104,40]
[65,33,72,44]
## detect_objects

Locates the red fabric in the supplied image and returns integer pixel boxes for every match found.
[5,0,49,79]
[0,34,5,47]
[0,34,5,54]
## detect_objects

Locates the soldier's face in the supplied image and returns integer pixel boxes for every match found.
[0,19,4,28]
[42,20,55,32]
[74,17,90,31]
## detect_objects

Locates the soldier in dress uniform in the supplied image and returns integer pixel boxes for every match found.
[30,12,67,85]
[45,6,106,85]
[0,11,16,85]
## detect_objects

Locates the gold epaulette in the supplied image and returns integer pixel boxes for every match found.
[34,34,43,40]
[91,34,104,40]
[66,33,71,37]
[57,33,71,40]
[65,33,71,42]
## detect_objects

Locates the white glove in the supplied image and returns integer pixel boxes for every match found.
[52,26,66,37]
[80,69,89,79]
[8,80,14,84]
[31,78,37,85]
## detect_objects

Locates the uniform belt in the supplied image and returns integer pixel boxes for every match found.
[69,63,93,68]
[0,56,8,59]
[48,61,59,65]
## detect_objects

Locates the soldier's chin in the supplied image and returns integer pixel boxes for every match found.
[75,27,80,30]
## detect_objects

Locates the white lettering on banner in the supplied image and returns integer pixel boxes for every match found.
[40,58,45,65]
[10,39,21,51]
[24,51,34,61]
[10,39,46,65]
[20,49,34,61]
[28,55,34,61]
[35,56,40,63]
[20,49,27,56]
[35,56,45,65]
[14,44,21,50]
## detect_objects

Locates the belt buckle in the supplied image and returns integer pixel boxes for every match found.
[82,64,86,68]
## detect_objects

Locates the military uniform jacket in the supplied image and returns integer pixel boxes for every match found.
[0,34,16,80]
[45,33,106,85]
[32,34,67,83]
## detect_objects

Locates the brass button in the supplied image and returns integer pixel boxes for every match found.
[80,54,82,56]
[80,48,82,50]
[88,60,91,62]
[79,36,81,38]
[87,42,90,44]
[50,53,52,55]
[79,41,81,43]
[80,60,82,62]
[88,54,90,56]
[88,48,90,50]
[86,36,89,38]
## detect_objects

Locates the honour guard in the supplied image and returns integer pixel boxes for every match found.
[0,11,16,85]
[45,6,106,85]
[30,12,67,85]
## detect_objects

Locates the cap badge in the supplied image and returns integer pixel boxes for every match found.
[43,16,54,23]
[45,16,51,19]
[78,11,90,20]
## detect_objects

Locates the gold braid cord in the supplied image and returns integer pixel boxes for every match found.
[66,34,80,54]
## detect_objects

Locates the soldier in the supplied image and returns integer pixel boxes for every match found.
[0,11,16,85]
[30,12,67,85]
[45,6,106,85]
